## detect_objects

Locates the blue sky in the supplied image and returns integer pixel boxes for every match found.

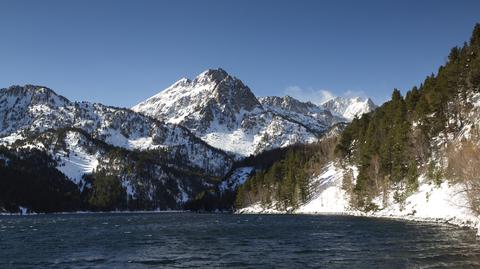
[0,0,479,107]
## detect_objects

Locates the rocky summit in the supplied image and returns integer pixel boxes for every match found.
[133,68,374,157]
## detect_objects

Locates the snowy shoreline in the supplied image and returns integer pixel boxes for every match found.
[236,208,480,234]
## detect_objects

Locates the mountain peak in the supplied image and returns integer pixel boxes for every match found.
[3,84,52,94]
[132,69,261,126]
[194,68,230,85]
[1,84,70,106]
[171,77,191,87]
[322,96,376,120]
[199,68,228,78]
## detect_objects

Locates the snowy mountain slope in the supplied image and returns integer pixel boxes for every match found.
[259,95,344,134]
[321,96,376,120]
[133,69,344,157]
[132,69,262,128]
[0,85,233,177]
[54,131,99,190]
[0,85,72,137]
[12,128,229,209]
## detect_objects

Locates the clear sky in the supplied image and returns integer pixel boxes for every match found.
[1,0,479,107]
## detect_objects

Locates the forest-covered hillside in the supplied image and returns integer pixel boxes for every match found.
[237,24,480,213]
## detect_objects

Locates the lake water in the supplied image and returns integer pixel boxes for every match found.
[1,213,480,268]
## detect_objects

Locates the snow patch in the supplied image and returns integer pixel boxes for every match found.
[297,163,349,213]
[237,202,284,214]
[123,181,136,199]
[0,133,24,146]
[19,206,28,215]
[219,167,254,192]
[176,185,190,204]
[372,176,479,229]
[55,132,99,189]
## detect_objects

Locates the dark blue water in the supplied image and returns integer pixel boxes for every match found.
[1,213,480,268]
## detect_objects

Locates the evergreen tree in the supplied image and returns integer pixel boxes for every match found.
[406,160,419,193]
[89,172,126,211]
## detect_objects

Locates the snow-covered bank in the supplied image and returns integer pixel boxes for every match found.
[238,162,480,235]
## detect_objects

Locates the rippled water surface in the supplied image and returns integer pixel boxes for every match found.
[1,213,480,268]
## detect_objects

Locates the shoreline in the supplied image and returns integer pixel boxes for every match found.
[234,163,480,236]
[236,208,480,235]
[3,208,478,236]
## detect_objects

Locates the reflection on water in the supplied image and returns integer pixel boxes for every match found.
[1,213,479,268]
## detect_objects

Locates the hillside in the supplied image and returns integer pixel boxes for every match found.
[236,24,480,230]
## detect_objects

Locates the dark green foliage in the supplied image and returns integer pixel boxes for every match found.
[427,161,443,186]
[2,127,227,213]
[0,147,82,213]
[88,172,126,211]
[236,136,339,211]
[406,160,419,193]
[235,145,305,170]
[183,145,313,212]
[236,149,309,211]
[184,189,237,212]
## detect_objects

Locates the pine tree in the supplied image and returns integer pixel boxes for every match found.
[89,172,126,210]
[406,160,419,193]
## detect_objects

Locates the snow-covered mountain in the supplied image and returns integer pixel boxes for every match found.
[0,85,233,179]
[321,96,376,120]
[0,71,376,212]
[0,84,241,210]
[259,95,344,134]
[11,128,228,209]
[133,69,346,157]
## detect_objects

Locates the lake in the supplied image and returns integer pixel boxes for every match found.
[1,213,479,268]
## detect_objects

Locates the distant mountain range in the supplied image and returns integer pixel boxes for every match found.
[133,68,375,157]
[0,69,375,213]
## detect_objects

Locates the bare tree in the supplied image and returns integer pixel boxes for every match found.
[447,139,480,213]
